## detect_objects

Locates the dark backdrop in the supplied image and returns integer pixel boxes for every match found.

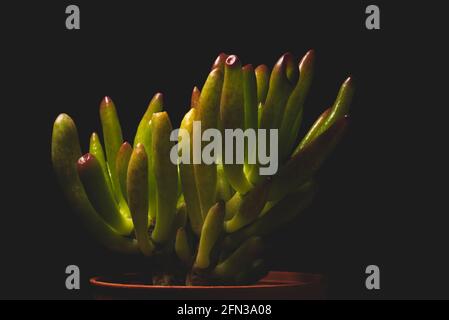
[2,1,447,299]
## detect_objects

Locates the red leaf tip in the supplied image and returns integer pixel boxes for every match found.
[211,52,229,70]
[255,64,269,77]
[100,96,114,110]
[242,64,254,72]
[77,153,94,171]
[299,49,315,70]
[119,141,132,152]
[225,55,240,67]
[344,76,354,86]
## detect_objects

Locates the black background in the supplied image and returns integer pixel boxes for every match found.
[1,1,447,299]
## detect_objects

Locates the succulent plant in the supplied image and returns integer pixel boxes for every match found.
[51,51,354,286]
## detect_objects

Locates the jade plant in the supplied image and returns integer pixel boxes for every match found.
[51,51,354,285]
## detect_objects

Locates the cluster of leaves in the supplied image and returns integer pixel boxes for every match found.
[51,51,354,285]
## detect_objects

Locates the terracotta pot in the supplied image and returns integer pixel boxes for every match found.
[90,271,325,299]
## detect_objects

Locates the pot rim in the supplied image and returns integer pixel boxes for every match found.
[90,271,323,290]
